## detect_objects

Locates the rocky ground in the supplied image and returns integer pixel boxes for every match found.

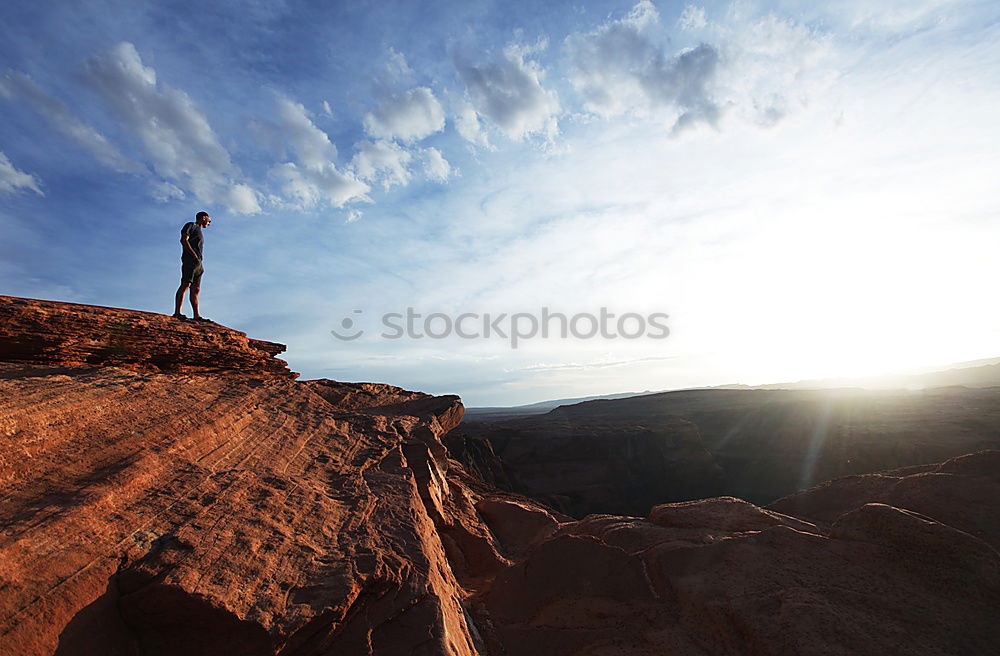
[1,296,997,655]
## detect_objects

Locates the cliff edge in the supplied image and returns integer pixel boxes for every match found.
[0,296,293,376]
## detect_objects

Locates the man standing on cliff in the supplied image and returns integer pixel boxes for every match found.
[172,211,211,321]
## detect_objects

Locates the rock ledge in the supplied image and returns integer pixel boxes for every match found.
[0,296,293,376]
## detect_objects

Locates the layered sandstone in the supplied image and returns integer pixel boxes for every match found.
[1,298,997,656]
[0,298,524,655]
[0,295,292,376]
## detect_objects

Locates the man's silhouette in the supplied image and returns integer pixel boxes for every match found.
[173,211,211,321]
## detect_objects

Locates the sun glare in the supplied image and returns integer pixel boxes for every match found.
[727,206,995,383]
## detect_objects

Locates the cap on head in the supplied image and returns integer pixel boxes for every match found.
[195,211,209,220]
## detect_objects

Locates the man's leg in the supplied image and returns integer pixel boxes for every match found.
[189,286,201,319]
[188,262,205,320]
[174,281,190,315]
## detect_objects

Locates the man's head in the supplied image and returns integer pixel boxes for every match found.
[196,211,211,228]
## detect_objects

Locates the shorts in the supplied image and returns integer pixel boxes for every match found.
[181,259,204,287]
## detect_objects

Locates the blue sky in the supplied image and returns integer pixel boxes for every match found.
[2,0,999,405]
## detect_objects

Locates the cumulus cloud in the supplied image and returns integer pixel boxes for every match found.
[351,140,413,189]
[273,162,370,209]
[455,40,560,142]
[276,96,337,169]
[0,151,43,196]
[565,1,833,133]
[564,1,721,132]
[222,183,265,214]
[454,102,490,148]
[84,42,260,213]
[422,147,451,182]
[564,0,660,116]
[643,43,721,133]
[267,95,370,209]
[0,70,143,174]
[363,87,445,143]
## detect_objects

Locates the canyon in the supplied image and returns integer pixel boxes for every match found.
[451,385,1000,515]
[1,296,997,655]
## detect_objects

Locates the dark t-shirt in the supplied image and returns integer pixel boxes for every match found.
[181,222,203,262]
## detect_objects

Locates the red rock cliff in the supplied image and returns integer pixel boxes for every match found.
[0,297,541,656]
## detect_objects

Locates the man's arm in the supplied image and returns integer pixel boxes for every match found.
[180,235,201,261]
[180,223,201,261]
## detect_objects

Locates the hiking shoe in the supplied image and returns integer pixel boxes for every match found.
[171,312,187,320]
[193,317,214,323]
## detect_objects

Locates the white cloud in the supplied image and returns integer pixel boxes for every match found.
[564,1,721,132]
[454,101,490,148]
[644,44,722,134]
[0,151,43,196]
[268,95,370,209]
[422,147,451,182]
[276,96,337,169]
[322,100,334,117]
[386,47,414,77]
[346,208,363,223]
[840,1,953,33]
[151,181,185,202]
[223,183,263,214]
[85,42,260,213]
[564,0,661,117]
[273,162,370,209]
[455,40,560,141]
[351,140,413,189]
[564,1,833,134]
[0,70,143,174]
[362,87,445,143]
[710,13,834,129]
[678,4,707,31]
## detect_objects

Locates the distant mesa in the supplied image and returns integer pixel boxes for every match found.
[465,357,1000,420]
